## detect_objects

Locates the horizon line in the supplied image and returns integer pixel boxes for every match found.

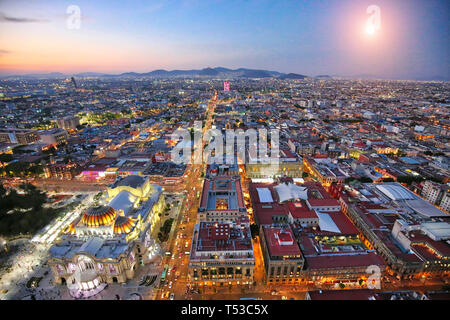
[0,66,448,82]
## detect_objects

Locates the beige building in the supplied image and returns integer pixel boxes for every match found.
[197,175,247,222]
[39,128,69,145]
[422,180,449,212]
[57,116,80,130]
[440,192,450,213]
[49,175,165,298]
[246,161,303,179]
[188,220,255,287]
[0,129,39,145]
[260,225,305,285]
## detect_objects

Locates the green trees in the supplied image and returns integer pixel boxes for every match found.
[12,145,33,155]
[0,183,58,238]
[396,176,425,185]
[0,154,13,163]
[0,161,43,178]
[158,218,174,242]
[93,192,103,203]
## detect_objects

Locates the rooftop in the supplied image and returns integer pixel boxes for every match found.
[190,221,253,257]
[199,175,245,211]
[112,175,147,189]
[263,226,302,259]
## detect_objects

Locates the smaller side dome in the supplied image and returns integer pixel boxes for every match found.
[113,216,136,235]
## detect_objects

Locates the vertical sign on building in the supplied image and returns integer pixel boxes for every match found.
[224,81,230,92]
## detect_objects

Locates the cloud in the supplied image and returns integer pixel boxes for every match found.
[0,49,11,55]
[0,12,49,23]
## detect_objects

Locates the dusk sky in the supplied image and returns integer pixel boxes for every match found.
[0,0,448,79]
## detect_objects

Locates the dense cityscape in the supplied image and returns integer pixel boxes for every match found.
[0,0,449,309]
[0,74,449,301]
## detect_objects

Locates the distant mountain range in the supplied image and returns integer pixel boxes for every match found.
[0,67,310,80]
[1,68,447,81]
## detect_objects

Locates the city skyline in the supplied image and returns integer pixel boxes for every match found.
[0,0,449,80]
[0,0,449,305]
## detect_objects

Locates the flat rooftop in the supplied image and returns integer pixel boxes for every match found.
[200,175,245,211]
[363,182,447,218]
[191,221,253,257]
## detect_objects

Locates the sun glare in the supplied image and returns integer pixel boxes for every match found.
[366,24,375,35]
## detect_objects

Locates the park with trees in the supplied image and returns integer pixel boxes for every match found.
[0,183,60,238]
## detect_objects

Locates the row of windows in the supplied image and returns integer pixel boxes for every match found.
[206,212,241,216]
[269,265,301,276]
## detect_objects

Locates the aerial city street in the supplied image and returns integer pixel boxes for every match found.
[0,0,449,303]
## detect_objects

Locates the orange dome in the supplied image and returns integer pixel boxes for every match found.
[113,216,136,235]
[82,206,117,227]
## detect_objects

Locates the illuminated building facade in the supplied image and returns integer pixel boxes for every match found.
[49,175,165,297]
[197,175,247,222]
[0,129,39,145]
[260,225,304,284]
[303,157,349,186]
[44,163,80,179]
[188,219,255,287]
[245,149,303,179]
[57,116,80,130]
[39,128,69,145]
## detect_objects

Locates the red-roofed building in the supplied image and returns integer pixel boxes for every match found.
[306,198,341,212]
[251,180,387,286]
[249,181,334,226]
[260,225,305,285]
[342,183,450,280]
[287,202,319,227]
